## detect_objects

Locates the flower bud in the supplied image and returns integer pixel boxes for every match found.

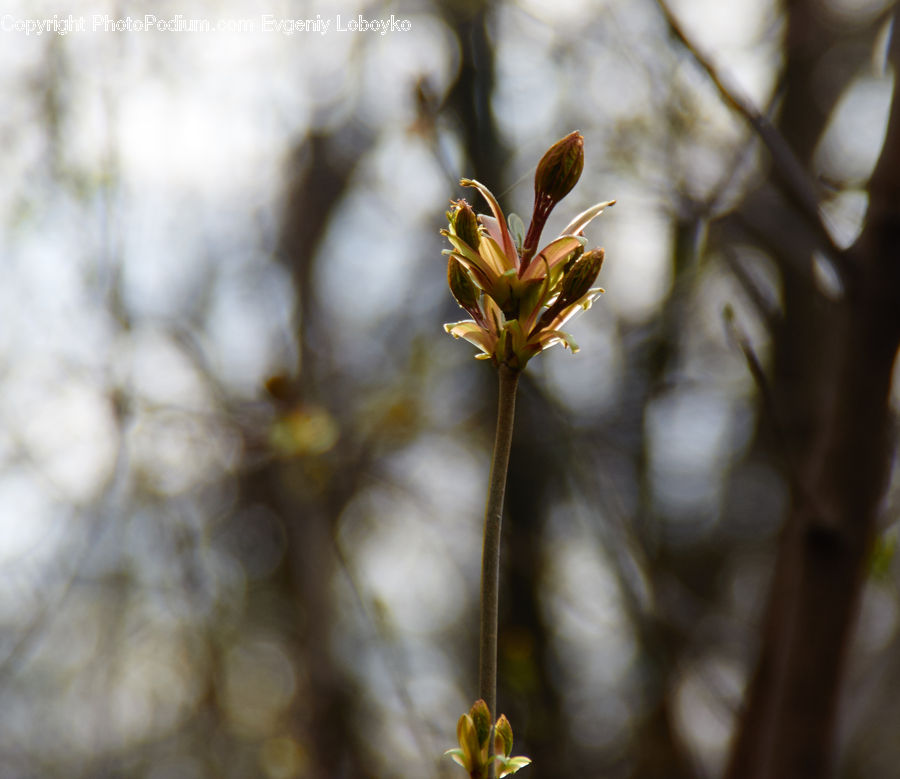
[469,700,492,749]
[447,257,480,312]
[450,199,481,249]
[534,131,584,205]
[558,248,604,306]
[521,131,585,268]
[561,243,585,276]
[494,714,514,758]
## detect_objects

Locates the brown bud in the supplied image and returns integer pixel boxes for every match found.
[521,132,585,268]
[558,248,604,306]
[447,257,480,311]
[450,199,480,250]
[534,131,584,205]
[264,374,294,403]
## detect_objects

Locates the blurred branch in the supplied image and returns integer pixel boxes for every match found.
[331,531,436,749]
[721,306,825,519]
[725,5,900,775]
[654,0,853,286]
[278,124,374,391]
[409,76,460,189]
[439,1,506,189]
[723,249,782,332]
[854,2,900,316]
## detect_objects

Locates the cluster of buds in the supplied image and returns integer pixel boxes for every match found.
[443,131,614,371]
[445,700,532,779]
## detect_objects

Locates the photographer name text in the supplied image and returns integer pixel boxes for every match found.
[1,13,412,37]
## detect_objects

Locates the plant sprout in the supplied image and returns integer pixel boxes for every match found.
[443,131,614,778]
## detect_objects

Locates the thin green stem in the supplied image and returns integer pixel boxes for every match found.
[479,364,519,774]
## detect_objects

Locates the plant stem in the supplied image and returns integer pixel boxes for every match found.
[479,365,519,743]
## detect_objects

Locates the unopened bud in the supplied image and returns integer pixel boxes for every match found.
[558,248,604,306]
[469,700,492,748]
[562,243,585,275]
[521,132,586,267]
[450,199,481,249]
[494,714,514,758]
[534,131,584,205]
[447,257,480,311]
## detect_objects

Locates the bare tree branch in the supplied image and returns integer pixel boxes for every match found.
[655,0,853,283]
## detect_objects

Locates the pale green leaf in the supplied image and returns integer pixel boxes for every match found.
[507,212,526,250]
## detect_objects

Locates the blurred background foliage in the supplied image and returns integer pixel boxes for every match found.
[1,0,899,777]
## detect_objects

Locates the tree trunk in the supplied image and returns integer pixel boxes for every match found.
[725,7,900,776]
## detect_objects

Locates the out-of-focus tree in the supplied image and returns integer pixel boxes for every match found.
[1,1,900,778]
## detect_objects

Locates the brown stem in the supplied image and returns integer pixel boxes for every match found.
[479,365,519,776]
[520,194,554,271]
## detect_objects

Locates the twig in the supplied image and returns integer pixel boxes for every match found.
[655,0,854,286]
[722,305,834,526]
